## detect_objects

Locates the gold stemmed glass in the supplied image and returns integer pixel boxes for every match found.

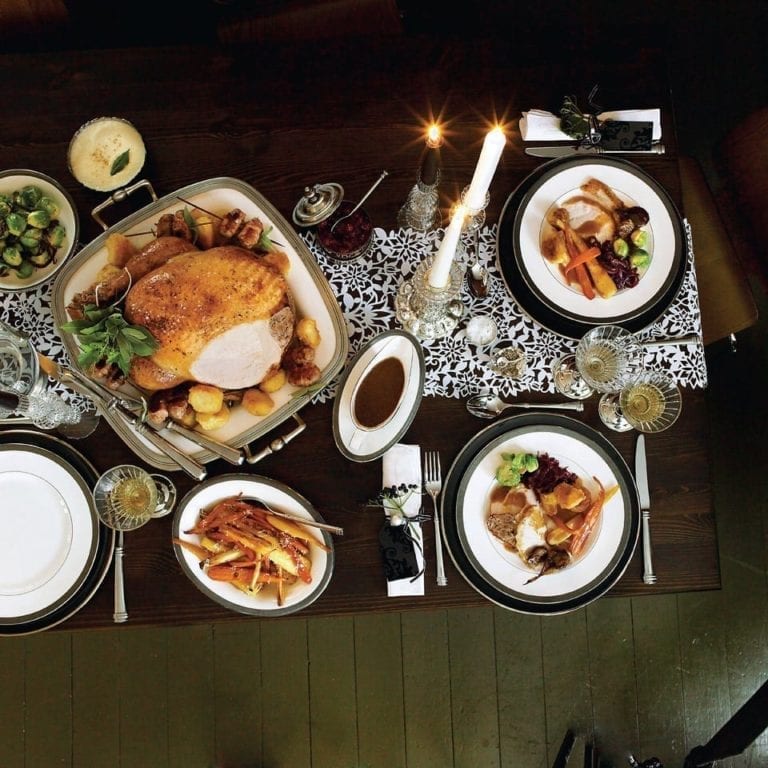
[93,465,177,623]
[599,370,683,433]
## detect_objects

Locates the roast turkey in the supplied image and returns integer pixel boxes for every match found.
[124,245,294,391]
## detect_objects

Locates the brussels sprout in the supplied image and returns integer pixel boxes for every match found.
[6,212,25,236]
[19,185,43,209]
[15,260,34,278]
[27,210,51,229]
[0,200,10,217]
[630,248,651,269]
[496,452,539,487]
[613,237,629,258]
[19,228,42,250]
[46,224,67,249]
[630,229,648,248]
[30,250,53,267]
[2,245,23,267]
[37,196,59,218]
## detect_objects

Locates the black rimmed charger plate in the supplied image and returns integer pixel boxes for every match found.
[441,413,640,615]
[0,430,114,636]
[496,156,687,339]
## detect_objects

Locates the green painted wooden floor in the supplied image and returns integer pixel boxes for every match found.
[2,287,767,768]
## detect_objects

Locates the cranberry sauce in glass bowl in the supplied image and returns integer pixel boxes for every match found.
[316,201,374,262]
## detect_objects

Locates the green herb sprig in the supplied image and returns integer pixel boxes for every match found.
[60,303,158,376]
[559,95,591,140]
[110,150,130,176]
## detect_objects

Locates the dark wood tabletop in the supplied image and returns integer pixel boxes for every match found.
[0,33,718,630]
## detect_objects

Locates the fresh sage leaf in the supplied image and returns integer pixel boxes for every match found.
[110,150,130,176]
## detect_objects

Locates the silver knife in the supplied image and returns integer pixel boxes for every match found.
[635,433,656,584]
[525,142,665,158]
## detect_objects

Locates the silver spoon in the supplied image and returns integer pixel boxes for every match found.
[243,496,344,536]
[467,228,489,298]
[330,170,388,232]
[466,392,585,419]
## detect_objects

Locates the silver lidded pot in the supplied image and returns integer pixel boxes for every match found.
[293,182,374,262]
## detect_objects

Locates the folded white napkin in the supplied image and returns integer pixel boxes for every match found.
[382,443,424,597]
[520,108,662,142]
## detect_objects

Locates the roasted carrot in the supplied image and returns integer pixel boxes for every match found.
[573,263,595,299]
[564,246,601,276]
[569,479,606,556]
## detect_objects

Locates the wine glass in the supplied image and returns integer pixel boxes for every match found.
[623,370,682,432]
[93,465,177,624]
[93,464,177,532]
[575,325,645,394]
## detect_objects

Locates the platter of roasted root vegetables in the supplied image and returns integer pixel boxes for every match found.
[441,413,640,615]
[507,156,685,331]
[51,177,348,471]
[172,475,334,616]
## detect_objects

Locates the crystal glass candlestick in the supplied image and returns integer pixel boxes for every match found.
[395,254,465,340]
[460,185,489,232]
[397,177,441,232]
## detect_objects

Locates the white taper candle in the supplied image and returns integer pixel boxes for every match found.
[465,127,506,209]
[428,204,466,288]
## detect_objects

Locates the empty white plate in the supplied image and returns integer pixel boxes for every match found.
[0,443,98,623]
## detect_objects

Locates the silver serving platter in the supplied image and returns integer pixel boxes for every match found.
[51,177,349,471]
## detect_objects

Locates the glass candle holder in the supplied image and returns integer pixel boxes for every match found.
[395,254,465,340]
[460,185,489,232]
[397,177,441,232]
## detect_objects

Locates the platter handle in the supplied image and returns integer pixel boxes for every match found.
[244,413,307,465]
[91,178,158,230]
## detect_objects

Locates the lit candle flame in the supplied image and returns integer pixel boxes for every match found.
[426,124,443,148]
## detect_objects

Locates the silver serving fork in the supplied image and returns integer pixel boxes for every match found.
[424,450,447,587]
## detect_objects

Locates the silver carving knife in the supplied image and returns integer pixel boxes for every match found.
[37,352,243,467]
[525,143,665,158]
[37,353,207,480]
[635,433,656,584]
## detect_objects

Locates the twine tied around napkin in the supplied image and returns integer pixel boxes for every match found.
[369,444,427,597]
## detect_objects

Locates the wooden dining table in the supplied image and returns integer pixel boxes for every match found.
[0,32,719,631]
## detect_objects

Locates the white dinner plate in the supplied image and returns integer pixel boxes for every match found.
[514,157,683,325]
[172,474,334,617]
[51,177,348,471]
[332,330,425,462]
[0,443,99,623]
[0,169,80,292]
[442,414,640,614]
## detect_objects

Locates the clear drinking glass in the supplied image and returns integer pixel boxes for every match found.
[575,325,645,394]
[93,464,177,532]
[0,322,85,429]
[599,370,682,433]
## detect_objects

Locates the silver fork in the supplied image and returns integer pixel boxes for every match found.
[424,450,448,587]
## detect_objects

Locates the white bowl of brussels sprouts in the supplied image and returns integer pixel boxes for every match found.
[0,169,79,292]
